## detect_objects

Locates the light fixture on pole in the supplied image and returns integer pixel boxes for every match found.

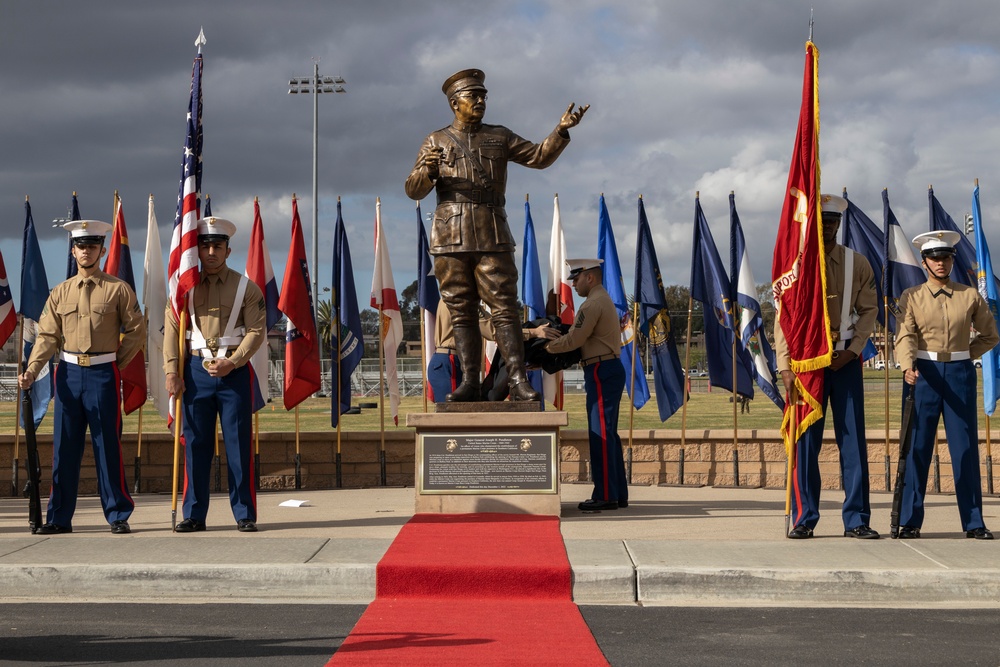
[288,59,346,323]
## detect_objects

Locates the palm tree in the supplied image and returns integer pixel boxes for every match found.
[317,299,333,359]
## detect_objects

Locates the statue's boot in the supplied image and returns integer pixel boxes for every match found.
[495,324,542,402]
[445,325,482,402]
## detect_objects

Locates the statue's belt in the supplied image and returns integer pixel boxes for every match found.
[437,190,505,207]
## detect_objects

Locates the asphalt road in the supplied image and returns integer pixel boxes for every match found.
[2,604,999,666]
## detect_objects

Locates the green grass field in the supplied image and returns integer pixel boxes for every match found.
[1,370,977,436]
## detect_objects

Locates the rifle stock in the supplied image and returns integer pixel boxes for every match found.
[21,388,43,533]
[890,389,917,538]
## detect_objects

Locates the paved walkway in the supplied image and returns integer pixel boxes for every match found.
[1,484,998,607]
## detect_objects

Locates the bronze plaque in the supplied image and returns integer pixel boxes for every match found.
[418,431,556,494]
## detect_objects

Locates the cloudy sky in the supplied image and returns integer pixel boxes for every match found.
[3,0,1000,310]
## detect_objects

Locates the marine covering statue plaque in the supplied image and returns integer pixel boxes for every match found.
[405,68,588,403]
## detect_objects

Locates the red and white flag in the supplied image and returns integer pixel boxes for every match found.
[104,193,148,414]
[0,247,15,349]
[167,43,204,318]
[278,197,321,410]
[143,195,170,420]
[370,198,403,425]
[545,194,574,408]
[245,198,281,412]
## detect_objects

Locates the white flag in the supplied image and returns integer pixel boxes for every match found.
[144,195,170,420]
[370,198,403,425]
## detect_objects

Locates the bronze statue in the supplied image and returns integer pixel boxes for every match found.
[405,68,588,402]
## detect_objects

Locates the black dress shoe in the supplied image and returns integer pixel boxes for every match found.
[110,520,131,535]
[578,499,619,512]
[966,527,994,540]
[36,523,72,535]
[618,500,629,508]
[898,526,921,539]
[787,525,813,539]
[844,525,880,539]
[237,519,258,533]
[174,518,206,533]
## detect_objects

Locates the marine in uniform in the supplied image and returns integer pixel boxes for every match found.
[894,230,999,539]
[164,217,266,533]
[405,68,587,403]
[18,220,145,535]
[777,194,879,539]
[544,259,626,512]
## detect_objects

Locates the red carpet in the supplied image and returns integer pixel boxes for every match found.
[328,513,608,666]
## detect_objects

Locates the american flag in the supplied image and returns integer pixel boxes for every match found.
[0,246,15,350]
[168,41,204,317]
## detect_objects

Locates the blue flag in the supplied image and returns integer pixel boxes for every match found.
[973,183,1000,415]
[842,190,887,327]
[597,195,650,410]
[634,197,685,421]
[331,201,364,427]
[20,200,53,429]
[521,199,545,400]
[882,189,925,332]
[65,193,82,280]
[416,204,439,312]
[729,194,784,409]
[690,197,754,397]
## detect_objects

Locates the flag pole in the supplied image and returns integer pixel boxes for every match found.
[294,408,303,489]
[134,309,150,495]
[883,316,891,491]
[784,392,798,536]
[254,411,261,493]
[986,415,994,495]
[420,305,429,412]
[170,309,188,530]
[680,294,694,449]
[11,315,24,497]
[378,302,387,486]
[214,424,221,493]
[335,306,343,488]
[627,301,639,484]
[731,329,740,487]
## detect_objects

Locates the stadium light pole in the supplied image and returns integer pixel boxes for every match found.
[289,59,346,323]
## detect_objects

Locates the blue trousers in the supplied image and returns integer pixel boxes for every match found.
[48,361,134,526]
[181,358,256,523]
[791,359,870,530]
[427,352,461,403]
[585,359,627,504]
[901,359,985,531]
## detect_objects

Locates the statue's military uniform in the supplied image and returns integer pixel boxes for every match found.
[405,68,572,402]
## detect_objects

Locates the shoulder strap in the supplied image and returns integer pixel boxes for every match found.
[840,248,854,337]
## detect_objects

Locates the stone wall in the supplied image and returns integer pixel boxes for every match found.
[0,428,987,495]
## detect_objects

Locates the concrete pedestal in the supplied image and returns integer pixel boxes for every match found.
[407,410,569,515]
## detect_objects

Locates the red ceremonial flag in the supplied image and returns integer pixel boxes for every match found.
[771,41,831,450]
[0,247,15,349]
[278,197,321,410]
[104,193,148,415]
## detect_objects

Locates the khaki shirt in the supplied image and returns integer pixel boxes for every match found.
[433,298,499,348]
[163,266,266,374]
[774,245,877,372]
[545,284,620,361]
[894,279,1000,369]
[26,270,145,377]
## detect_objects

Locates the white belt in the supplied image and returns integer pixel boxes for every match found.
[60,351,116,367]
[834,336,853,351]
[185,330,246,349]
[916,350,971,362]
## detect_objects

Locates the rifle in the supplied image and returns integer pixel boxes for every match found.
[890,386,917,538]
[21,387,43,534]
